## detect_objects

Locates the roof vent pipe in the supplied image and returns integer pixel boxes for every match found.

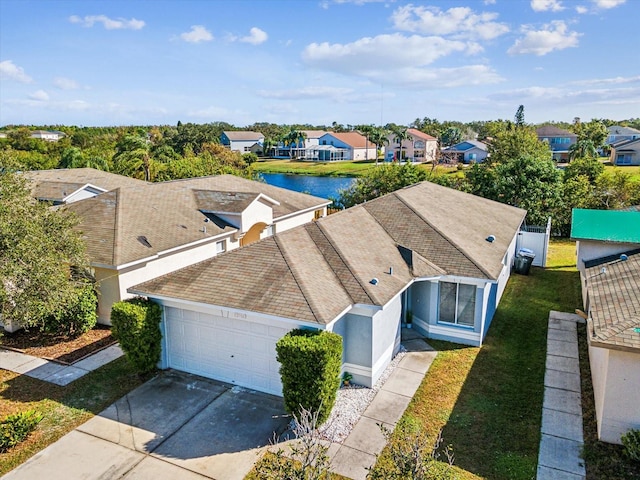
[486,235,496,243]
[370,278,379,285]
[389,266,393,275]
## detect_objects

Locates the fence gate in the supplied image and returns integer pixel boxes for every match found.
[516,217,551,267]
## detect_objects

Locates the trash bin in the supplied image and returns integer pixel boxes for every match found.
[514,248,536,275]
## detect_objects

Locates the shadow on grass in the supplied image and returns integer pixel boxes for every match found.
[438,267,582,480]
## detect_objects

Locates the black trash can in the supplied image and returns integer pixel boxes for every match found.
[514,248,535,275]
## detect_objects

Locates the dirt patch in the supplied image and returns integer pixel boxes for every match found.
[0,326,115,365]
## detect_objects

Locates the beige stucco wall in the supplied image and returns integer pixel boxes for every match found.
[589,343,640,444]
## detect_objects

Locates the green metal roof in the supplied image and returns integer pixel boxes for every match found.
[571,209,640,242]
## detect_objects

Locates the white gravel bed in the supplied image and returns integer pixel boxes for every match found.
[318,347,407,443]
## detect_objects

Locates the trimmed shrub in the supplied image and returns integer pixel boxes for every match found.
[111,297,162,374]
[0,410,43,452]
[276,329,342,426]
[45,284,98,336]
[622,429,640,463]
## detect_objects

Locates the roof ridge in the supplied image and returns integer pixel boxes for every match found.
[272,234,320,323]
[393,189,494,279]
[593,315,640,342]
[307,221,375,305]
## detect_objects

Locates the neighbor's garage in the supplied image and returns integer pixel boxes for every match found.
[162,305,293,396]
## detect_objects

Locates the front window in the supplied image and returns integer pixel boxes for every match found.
[438,282,476,327]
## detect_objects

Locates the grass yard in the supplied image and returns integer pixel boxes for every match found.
[0,357,146,475]
[374,238,583,479]
[603,163,640,181]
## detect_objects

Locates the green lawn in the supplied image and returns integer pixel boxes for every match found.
[603,163,640,181]
[0,357,147,475]
[374,238,583,479]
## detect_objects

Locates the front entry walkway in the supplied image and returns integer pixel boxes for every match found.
[329,328,437,480]
[537,311,586,480]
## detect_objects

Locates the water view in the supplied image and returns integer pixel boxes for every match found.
[259,173,355,200]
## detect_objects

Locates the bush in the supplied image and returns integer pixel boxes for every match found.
[45,284,98,336]
[622,429,640,463]
[276,330,342,426]
[111,298,162,374]
[0,410,43,452]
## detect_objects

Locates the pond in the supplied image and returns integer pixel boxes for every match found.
[259,173,355,200]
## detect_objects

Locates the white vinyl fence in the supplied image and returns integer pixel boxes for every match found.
[515,217,551,267]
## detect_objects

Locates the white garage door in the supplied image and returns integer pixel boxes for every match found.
[164,307,290,396]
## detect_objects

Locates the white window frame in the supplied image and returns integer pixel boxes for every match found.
[215,240,226,254]
[438,281,476,328]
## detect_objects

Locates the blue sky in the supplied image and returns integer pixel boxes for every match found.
[1,0,638,127]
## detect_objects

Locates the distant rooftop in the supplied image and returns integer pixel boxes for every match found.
[571,208,640,243]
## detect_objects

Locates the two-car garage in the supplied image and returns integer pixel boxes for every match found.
[162,305,296,396]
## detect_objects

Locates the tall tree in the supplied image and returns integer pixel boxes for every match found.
[113,135,153,181]
[391,126,411,161]
[367,127,390,166]
[0,172,93,329]
[514,105,525,128]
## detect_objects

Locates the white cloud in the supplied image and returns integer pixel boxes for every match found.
[592,0,626,8]
[570,75,640,86]
[530,0,565,12]
[576,5,588,13]
[53,77,80,90]
[390,5,509,41]
[240,27,268,45]
[508,21,580,56]
[484,0,496,4]
[304,34,468,72]
[0,60,33,83]
[28,90,49,101]
[69,15,145,30]
[179,25,213,43]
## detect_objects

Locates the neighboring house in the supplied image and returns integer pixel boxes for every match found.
[386,129,438,163]
[609,138,640,166]
[276,130,327,158]
[220,131,265,154]
[30,130,65,141]
[571,208,640,444]
[314,132,377,161]
[441,140,488,164]
[19,168,330,326]
[130,181,526,396]
[606,125,640,145]
[536,125,577,162]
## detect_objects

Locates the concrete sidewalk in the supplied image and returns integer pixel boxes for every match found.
[329,328,437,480]
[0,344,123,386]
[537,311,586,480]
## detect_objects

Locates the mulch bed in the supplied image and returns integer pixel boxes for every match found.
[0,325,115,365]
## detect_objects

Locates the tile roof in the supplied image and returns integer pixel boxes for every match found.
[585,249,640,352]
[407,128,437,141]
[299,130,328,139]
[23,169,330,267]
[132,181,526,324]
[571,209,640,243]
[326,132,371,148]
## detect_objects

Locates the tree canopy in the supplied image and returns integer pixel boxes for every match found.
[0,172,93,329]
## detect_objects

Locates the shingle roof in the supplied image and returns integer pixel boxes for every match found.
[571,209,640,243]
[585,249,640,352]
[132,181,526,324]
[23,169,330,267]
[300,130,328,139]
[536,125,577,137]
[445,140,487,152]
[223,131,264,141]
[608,125,640,135]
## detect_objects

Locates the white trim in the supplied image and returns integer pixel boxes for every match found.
[343,362,371,378]
[371,341,395,383]
[414,316,481,344]
[137,294,326,330]
[62,183,107,202]
[274,203,331,222]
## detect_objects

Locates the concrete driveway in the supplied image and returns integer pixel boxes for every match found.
[4,371,291,480]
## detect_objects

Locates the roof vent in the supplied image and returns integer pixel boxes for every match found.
[370,278,379,285]
[137,236,152,248]
[620,254,628,261]
[486,235,496,243]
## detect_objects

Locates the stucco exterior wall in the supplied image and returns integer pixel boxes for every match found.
[589,344,640,444]
[371,295,402,386]
[241,200,273,232]
[274,208,326,233]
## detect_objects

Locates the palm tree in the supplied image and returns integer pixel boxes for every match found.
[262,137,277,158]
[392,127,411,162]
[568,139,598,162]
[283,129,307,159]
[113,135,152,181]
[367,127,390,166]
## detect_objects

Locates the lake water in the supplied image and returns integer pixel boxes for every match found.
[259,173,355,200]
